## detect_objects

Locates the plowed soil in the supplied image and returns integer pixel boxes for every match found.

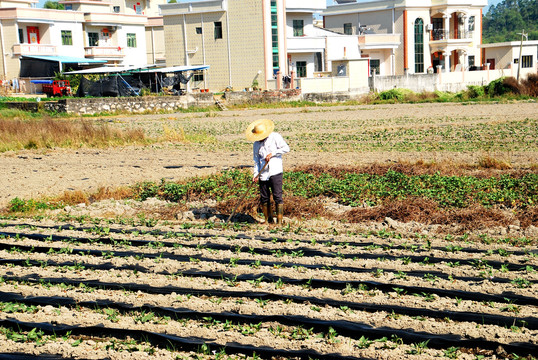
[0,102,537,359]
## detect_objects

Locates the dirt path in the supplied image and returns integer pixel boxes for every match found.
[0,102,536,207]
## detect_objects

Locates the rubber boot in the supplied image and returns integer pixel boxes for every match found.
[267,202,274,224]
[262,202,274,224]
[276,203,284,225]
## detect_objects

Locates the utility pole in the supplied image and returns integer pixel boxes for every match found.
[516,30,528,82]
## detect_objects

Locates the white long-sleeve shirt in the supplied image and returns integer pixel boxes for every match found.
[253,132,290,181]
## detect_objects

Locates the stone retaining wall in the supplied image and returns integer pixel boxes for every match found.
[6,89,305,115]
[58,93,215,115]
[224,89,302,104]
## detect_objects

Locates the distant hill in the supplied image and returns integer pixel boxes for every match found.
[483,0,537,43]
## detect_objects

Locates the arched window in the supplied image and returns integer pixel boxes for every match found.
[414,18,424,73]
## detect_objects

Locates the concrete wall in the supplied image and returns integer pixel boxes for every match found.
[162,0,278,92]
[369,67,536,93]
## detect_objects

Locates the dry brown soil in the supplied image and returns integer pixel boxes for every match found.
[0,102,537,359]
[1,102,537,207]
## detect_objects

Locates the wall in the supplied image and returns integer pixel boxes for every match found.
[1,19,19,79]
[369,67,536,93]
[51,22,85,58]
[43,93,215,115]
[224,89,301,104]
[119,24,147,66]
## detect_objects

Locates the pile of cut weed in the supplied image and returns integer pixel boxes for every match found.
[344,197,515,231]
[0,117,149,152]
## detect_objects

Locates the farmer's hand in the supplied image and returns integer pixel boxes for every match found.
[253,175,259,183]
[265,153,272,162]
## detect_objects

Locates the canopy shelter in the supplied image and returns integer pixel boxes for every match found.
[20,55,106,78]
[63,64,158,75]
[66,64,210,96]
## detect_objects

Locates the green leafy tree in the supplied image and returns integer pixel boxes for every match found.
[483,0,537,43]
[43,1,64,9]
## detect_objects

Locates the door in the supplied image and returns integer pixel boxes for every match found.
[486,58,495,70]
[27,26,40,44]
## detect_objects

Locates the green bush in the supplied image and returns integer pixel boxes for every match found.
[467,85,485,98]
[486,77,510,97]
[378,88,412,101]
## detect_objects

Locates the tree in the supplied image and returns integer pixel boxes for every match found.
[43,1,64,10]
[483,0,537,43]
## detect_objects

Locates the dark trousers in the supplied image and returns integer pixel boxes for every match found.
[259,173,283,204]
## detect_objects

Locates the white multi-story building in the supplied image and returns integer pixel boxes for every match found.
[323,0,487,75]
[0,0,165,89]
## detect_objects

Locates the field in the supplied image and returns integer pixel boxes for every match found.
[0,101,536,359]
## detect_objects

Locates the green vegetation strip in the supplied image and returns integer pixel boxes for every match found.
[131,169,537,209]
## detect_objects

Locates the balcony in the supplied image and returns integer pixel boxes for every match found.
[287,36,326,53]
[159,0,226,16]
[286,0,326,12]
[84,46,124,58]
[12,43,57,56]
[84,12,147,26]
[431,30,474,41]
[358,34,400,50]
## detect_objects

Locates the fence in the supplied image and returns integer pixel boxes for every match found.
[370,67,537,93]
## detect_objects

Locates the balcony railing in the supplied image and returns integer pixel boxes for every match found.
[431,30,474,41]
[84,47,125,58]
[12,43,57,56]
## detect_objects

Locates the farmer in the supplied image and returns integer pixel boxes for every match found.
[245,119,290,225]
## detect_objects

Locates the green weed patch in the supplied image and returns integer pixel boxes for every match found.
[133,169,538,210]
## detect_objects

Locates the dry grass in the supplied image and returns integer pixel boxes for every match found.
[0,117,149,151]
[50,187,134,207]
[344,197,515,231]
[291,159,533,179]
[477,155,512,170]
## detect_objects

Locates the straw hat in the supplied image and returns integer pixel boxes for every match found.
[245,119,274,142]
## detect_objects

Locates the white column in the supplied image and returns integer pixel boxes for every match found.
[443,14,449,39]
[463,16,468,38]
[391,49,396,75]
[443,51,450,72]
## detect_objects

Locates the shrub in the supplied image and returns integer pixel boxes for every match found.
[486,77,511,97]
[378,88,411,101]
[521,73,538,97]
[467,85,485,98]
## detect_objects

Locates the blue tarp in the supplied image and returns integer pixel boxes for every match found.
[21,55,106,65]
[30,80,53,84]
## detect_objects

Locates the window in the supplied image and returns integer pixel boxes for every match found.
[370,59,380,75]
[296,61,306,77]
[343,23,353,35]
[521,55,533,68]
[61,30,72,46]
[272,28,278,49]
[271,5,279,71]
[432,17,444,40]
[88,32,98,47]
[64,4,72,10]
[315,52,322,72]
[468,16,475,31]
[196,27,202,35]
[113,6,120,13]
[414,18,424,73]
[127,33,137,48]
[18,29,24,43]
[214,21,222,39]
[468,55,475,67]
[193,73,204,82]
[293,20,304,37]
[273,54,279,69]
